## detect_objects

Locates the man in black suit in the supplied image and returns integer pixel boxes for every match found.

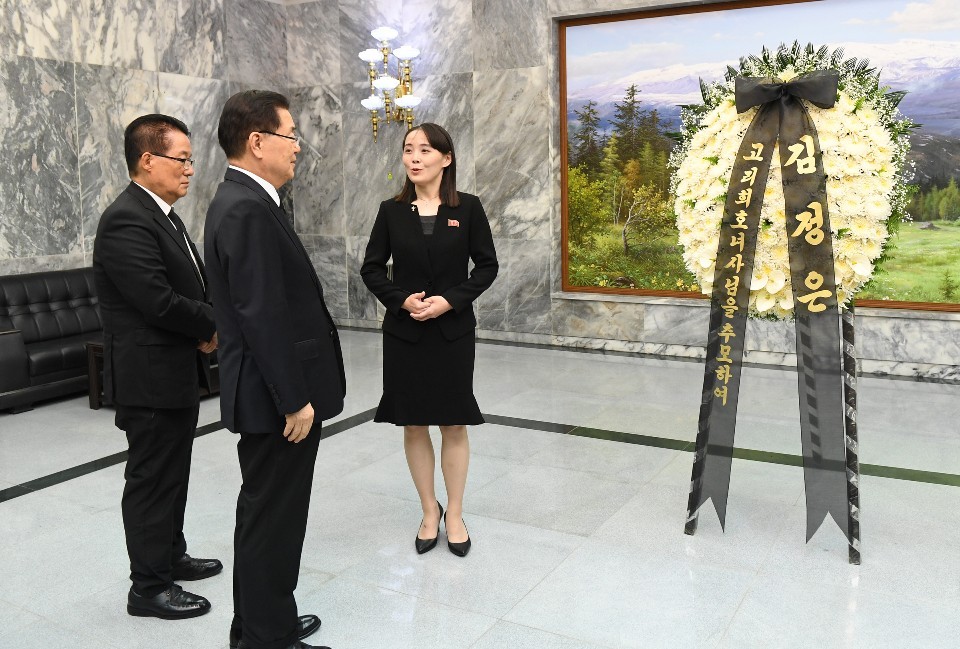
[93,114,222,620]
[204,90,345,649]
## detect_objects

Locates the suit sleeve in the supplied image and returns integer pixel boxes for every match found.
[360,202,412,316]
[97,208,215,340]
[441,197,499,312]
[214,199,310,416]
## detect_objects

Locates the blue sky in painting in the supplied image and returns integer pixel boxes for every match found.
[565,0,960,136]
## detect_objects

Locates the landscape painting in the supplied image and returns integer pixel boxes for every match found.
[561,0,960,308]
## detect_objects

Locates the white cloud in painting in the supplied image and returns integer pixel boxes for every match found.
[888,0,960,32]
[567,41,682,89]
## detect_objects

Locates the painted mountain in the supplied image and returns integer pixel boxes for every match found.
[567,40,960,187]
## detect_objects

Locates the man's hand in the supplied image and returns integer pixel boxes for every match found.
[283,402,315,443]
[197,332,218,354]
[402,291,428,315]
[410,296,452,321]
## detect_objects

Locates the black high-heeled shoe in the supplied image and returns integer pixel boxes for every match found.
[444,511,471,557]
[415,501,443,554]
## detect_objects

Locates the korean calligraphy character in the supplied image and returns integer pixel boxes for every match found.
[796,270,833,313]
[742,143,764,161]
[784,134,816,175]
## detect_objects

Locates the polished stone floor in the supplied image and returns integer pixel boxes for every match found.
[1,329,958,649]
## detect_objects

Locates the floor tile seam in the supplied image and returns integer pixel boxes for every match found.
[322,573,503,623]
[467,619,619,649]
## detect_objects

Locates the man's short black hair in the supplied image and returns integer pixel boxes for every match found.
[217,90,290,159]
[124,114,190,175]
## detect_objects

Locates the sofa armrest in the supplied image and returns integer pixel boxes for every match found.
[0,330,30,393]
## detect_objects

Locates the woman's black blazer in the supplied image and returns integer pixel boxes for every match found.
[360,191,499,343]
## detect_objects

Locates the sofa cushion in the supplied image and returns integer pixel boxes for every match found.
[0,269,100,344]
[25,333,98,378]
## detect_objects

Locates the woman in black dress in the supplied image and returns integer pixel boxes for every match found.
[360,123,498,557]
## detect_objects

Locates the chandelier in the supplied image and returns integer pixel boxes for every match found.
[359,27,421,142]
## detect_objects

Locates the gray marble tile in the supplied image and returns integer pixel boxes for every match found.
[552,297,644,340]
[411,72,476,194]
[860,314,960,366]
[505,239,552,333]
[4,0,82,62]
[473,622,608,649]
[401,0,474,77]
[156,0,227,79]
[0,253,86,276]
[289,84,344,236]
[549,0,691,16]
[302,233,348,318]
[347,234,378,321]
[80,0,158,69]
[642,302,709,345]
[157,73,231,238]
[224,0,288,87]
[340,80,408,237]
[75,65,159,245]
[287,0,341,88]
[475,237,509,330]
[474,67,551,240]
[337,0,402,96]
[473,0,549,71]
[0,57,81,261]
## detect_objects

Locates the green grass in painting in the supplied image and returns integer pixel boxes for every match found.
[859,220,960,303]
[568,225,700,291]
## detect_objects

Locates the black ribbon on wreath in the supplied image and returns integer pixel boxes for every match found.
[685,70,852,542]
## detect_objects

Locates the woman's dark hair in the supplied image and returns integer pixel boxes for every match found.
[217,90,290,160]
[394,123,459,207]
[124,114,190,175]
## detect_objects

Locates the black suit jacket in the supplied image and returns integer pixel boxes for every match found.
[360,192,499,343]
[204,168,345,435]
[93,182,216,409]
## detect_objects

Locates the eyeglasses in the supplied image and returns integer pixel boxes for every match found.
[258,131,301,145]
[150,152,195,170]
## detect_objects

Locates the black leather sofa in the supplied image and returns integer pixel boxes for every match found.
[0,268,101,411]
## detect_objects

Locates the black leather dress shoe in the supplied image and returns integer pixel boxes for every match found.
[415,501,444,554]
[127,584,211,619]
[238,641,330,649]
[171,553,223,581]
[445,512,471,557]
[230,614,321,649]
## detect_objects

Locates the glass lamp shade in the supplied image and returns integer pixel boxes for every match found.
[370,26,398,42]
[392,45,420,61]
[372,75,401,91]
[360,95,385,110]
[358,48,381,63]
[394,95,422,109]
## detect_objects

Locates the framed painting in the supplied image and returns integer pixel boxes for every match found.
[559,0,960,310]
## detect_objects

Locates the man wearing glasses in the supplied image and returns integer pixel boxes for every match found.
[93,114,221,620]
[204,90,344,649]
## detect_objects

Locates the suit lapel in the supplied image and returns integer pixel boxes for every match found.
[225,170,325,296]
[127,183,205,294]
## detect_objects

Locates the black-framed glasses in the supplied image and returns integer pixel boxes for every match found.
[149,152,195,170]
[258,131,301,145]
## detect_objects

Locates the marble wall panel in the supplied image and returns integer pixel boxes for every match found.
[80,0,157,70]
[4,0,81,62]
[346,234,377,320]
[0,56,81,260]
[411,72,475,194]
[287,0,341,88]
[75,65,158,249]
[401,0,474,77]
[475,236,509,330]
[337,0,402,89]
[0,252,86,276]
[859,313,960,366]
[157,0,227,79]
[474,66,551,241]
[473,0,549,71]
[548,0,723,18]
[157,73,232,238]
[551,297,644,341]
[289,83,344,236]
[640,301,707,346]
[224,0,289,87]
[302,233,348,317]
[505,238,552,333]
[340,80,407,236]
